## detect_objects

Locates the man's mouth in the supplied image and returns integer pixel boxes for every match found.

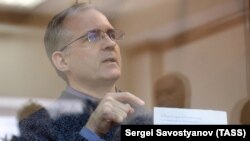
[102,57,117,63]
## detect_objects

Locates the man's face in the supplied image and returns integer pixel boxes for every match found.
[61,9,122,84]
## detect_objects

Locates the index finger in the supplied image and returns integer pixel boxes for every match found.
[112,92,145,106]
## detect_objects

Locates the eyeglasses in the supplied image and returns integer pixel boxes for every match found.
[60,29,125,51]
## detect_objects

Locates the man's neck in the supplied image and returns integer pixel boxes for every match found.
[68,80,116,99]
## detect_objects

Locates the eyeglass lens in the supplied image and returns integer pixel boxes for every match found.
[87,29,124,42]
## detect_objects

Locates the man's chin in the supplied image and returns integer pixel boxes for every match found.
[101,71,121,81]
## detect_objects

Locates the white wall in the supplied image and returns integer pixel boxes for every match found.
[129,52,153,108]
[164,22,247,124]
[0,26,66,99]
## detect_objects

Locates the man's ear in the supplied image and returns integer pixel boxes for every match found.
[51,51,69,72]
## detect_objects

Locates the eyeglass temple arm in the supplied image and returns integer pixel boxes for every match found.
[60,35,88,51]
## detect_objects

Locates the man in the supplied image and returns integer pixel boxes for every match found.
[12,3,150,141]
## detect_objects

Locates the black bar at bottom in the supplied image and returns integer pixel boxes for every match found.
[120,125,250,141]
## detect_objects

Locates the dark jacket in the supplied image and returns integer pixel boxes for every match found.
[11,90,152,141]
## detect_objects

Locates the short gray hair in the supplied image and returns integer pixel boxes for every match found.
[44,3,94,81]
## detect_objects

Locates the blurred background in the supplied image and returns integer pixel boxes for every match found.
[0,0,250,139]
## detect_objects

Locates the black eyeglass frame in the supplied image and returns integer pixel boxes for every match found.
[59,29,125,51]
